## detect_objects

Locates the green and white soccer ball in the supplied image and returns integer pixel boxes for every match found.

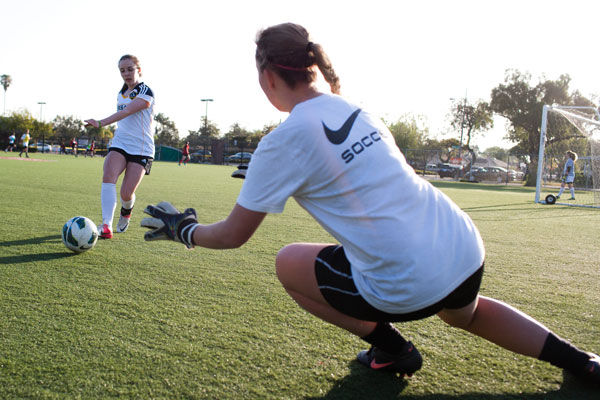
[62,216,99,253]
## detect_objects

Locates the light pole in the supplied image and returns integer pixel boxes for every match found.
[458,95,466,164]
[38,101,46,121]
[38,101,46,152]
[200,98,213,133]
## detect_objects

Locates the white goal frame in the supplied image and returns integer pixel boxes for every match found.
[535,105,600,207]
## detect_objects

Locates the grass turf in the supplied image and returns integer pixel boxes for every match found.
[0,153,598,399]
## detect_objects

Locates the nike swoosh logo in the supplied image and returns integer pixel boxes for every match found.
[322,108,361,145]
[370,360,394,369]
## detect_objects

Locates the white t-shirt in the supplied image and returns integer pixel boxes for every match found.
[238,94,485,313]
[564,158,575,177]
[110,82,155,157]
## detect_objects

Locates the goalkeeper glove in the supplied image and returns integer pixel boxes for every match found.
[141,201,199,249]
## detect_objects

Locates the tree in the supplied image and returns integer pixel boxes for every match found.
[1,74,12,115]
[489,70,594,185]
[199,116,220,137]
[386,114,429,150]
[448,99,493,173]
[52,115,84,143]
[483,146,509,161]
[154,113,180,147]
[0,110,35,135]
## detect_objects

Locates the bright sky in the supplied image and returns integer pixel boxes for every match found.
[2,0,599,151]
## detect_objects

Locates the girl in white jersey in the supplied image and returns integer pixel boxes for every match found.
[141,24,598,385]
[85,54,155,239]
[556,150,578,200]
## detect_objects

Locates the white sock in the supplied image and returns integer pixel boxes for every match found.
[557,188,564,196]
[570,188,575,198]
[101,183,117,228]
[121,193,135,210]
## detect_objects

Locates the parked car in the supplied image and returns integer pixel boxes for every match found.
[190,150,212,163]
[425,163,440,172]
[228,152,253,163]
[30,143,53,153]
[463,166,487,182]
[437,163,462,178]
[464,166,511,183]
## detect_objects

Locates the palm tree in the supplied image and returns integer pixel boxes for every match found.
[1,74,12,115]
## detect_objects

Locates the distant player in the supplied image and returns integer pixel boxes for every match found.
[179,141,190,166]
[85,54,155,239]
[556,150,577,200]
[70,138,78,157]
[19,129,30,158]
[5,132,16,152]
[85,139,96,158]
[141,22,599,386]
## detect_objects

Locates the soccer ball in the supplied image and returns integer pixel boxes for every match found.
[62,216,99,253]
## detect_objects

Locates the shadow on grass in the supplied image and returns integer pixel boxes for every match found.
[0,235,61,247]
[308,362,598,400]
[0,235,77,264]
[0,252,77,265]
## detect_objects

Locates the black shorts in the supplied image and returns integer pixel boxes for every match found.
[315,245,484,322]
[109,147,153,175]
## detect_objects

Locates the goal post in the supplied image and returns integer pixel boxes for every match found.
[535,104,600,208]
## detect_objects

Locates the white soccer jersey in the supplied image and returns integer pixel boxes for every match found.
[110,82,155,157]
[564,158,575,177]
[238,93,485,314]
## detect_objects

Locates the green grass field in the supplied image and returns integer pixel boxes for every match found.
[1,153,599,399]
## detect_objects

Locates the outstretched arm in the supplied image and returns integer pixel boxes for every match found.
[84,97,150,128]
[141,202,266,250]
[191,203,266,249]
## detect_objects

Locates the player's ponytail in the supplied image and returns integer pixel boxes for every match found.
[310,42,341,95]
[255,23,341,95]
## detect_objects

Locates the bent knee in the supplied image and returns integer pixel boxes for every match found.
[275,245,296,286]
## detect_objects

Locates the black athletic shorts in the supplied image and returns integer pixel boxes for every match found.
[315,245,484,322]
[109,147,153,175]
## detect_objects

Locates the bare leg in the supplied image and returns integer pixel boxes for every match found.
[438,295,549,358]
[276,243,376,337]
[120,163,145,202]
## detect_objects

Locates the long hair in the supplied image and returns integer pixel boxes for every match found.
[255,23,341,95]
[567,150,578,161]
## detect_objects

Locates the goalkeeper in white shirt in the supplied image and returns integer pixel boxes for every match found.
[141,23,599,386]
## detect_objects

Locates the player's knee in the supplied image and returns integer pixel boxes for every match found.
[275,245,296,287]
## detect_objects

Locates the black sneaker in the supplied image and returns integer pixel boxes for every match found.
[357,341,422,376]
[578,353,600,385]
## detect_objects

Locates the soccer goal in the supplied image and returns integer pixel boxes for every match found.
[535,105,600,208]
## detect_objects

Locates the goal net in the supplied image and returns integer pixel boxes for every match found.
[535,105,600,208]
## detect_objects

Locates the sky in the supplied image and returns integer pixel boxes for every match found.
[2,0,599,151]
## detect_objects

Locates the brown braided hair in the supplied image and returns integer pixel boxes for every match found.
[255,23,341,94]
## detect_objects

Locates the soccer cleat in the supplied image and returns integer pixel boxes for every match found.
[98,224,113,239]
[116,207,132,233]
[555,195,560,199]
[569,197,576,200]
[579,353,600,385]
[357,341,422,376]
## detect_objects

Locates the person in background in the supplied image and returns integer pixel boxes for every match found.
[19,129,30,158]
[70,138,78,157]
[179,141,190,166]
[85,139,96,158]
[85,54,155,239]
[556,150,577,200]
[5,132,16,152]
